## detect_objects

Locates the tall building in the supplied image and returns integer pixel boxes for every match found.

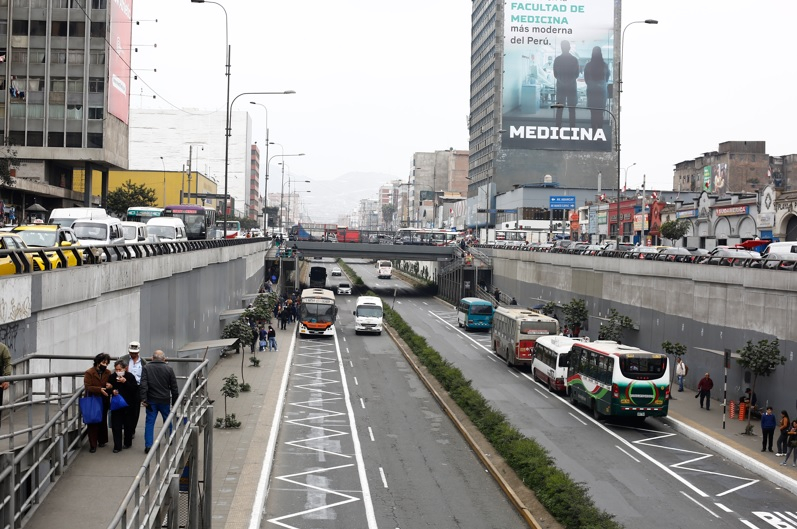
[249,144,260,220]
[0,0,133,217]
[468,0,620,229]
[410,149,469,228]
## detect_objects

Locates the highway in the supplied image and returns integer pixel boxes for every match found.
[341,258,797,529]
[262,257,526,529]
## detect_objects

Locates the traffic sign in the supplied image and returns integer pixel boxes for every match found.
[549,196,576,209]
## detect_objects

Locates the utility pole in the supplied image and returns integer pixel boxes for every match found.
[187,145,193,205]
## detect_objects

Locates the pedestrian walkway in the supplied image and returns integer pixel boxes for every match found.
[665,390,797,495]
[22,324,294,529]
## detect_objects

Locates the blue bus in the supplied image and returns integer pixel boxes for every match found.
[456,297,494,330]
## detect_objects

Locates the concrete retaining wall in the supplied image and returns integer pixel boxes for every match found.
[488,250,797,409]
[1,243,267,375]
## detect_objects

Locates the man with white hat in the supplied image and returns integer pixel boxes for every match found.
[120,341,147,438]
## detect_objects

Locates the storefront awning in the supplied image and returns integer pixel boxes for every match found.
[736,239,771,250]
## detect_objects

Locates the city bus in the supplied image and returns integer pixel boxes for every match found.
[532,335,586,392]
[376,260,393,279]
[216,220,241,239]
[566,340,670,421]
[456,297,494,331]
[162,205,216,240]
[491,307,559,368]
[298,288,338,337]
[394,228,458,246]
[126,206,163,224]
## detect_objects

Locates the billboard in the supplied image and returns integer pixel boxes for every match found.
[108,0,133,124]
[502,1,615,152]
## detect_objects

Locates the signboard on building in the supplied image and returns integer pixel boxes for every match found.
[501,0,615,152]
[597,211,607,225]
[757,213,774,228]
[108,0,133,124]
[676,209,698,219]
[549,196,576,209]
[715,205,748,216]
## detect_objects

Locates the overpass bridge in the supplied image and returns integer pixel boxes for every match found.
[290,241,457,261]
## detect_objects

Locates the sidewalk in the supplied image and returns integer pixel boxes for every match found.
[665,390,797,495]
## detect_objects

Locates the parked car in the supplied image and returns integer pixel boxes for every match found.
[0,233,34,274]
[337,282,352,295]
[331,267,342,277]
[700,248,758,266]
[72,217,126,262]
[624,246,661,260]
[748,253,797,271]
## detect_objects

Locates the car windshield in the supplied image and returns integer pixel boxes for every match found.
[122,226,138,241]
[73,223,107,240]
[148,226,177,239]
[339,283,350,288]
[17,230,57,247]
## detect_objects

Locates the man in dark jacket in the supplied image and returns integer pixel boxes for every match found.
[139,350,179,453]
[696,372,714,410]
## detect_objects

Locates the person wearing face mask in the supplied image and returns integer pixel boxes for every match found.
[83,353,112,453]
[120,341,147,435]
[109,359,139,453]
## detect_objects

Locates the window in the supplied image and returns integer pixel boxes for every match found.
[92,0,107,7]
[30,20,46,36]
[50,78,66,92]
[67,79,83,92]
[11,50,27,62]
[67,51,84,64]
[48,104,65,119]
[51,49,67,64]
[88,107,103,119]
[65,132,81,147]
[68,21,85,37]
[66,104,83,119]
[27,131,43,146]
[89,51,105,65]
[48,131,64,147]
[90,22,106,38]
[87,133,103,148]
[11,21,27,36]
[88,78,104,93]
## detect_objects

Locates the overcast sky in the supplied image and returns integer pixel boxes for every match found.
[130,1,797,203]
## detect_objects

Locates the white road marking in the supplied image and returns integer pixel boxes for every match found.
[360,398,365,409]
[379,467,389,488]
[354,377,359,386]
[615,445,641,463]
[679,490,719,518]
[509,370,520,378]
[533,388,549,399]
[568,413,587,425]
[368,427,375,442]
[715,503,734,513]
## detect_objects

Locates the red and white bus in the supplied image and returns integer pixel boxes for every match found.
[491,307,559,368]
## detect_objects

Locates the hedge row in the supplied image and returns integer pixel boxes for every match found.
[337,260,622,529]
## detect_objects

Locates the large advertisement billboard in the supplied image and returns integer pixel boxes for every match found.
[108,0,133,124]
[502,1,615,152]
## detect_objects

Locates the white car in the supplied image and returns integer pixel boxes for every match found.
[337,282,352,295]
[331,267,342,276]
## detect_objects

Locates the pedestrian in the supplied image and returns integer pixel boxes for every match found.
[83,353,112,453]
[761,406,777,453]
[675,357,688,392]
[119,341,146,435]
[696,372,714,410]
[510,297,518,306]
[139,350,179,454]
[780,420,797,467]
[267,325,277,352]
[109,360,138,453]
[259,326,267,352]
[250,322,259,354]
[279,305,289,330]
[776,410,791,457]
[0,341,11,425]
[744,387,758,408]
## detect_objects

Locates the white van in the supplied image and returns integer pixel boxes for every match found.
[49,207,108,228]
[121,221,149,243]
[72,217,125,261]
[146,217,188,242]
[761,241,797,258]
[353,296,383,335]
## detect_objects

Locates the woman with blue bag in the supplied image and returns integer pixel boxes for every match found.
[82,353,112,453]
[109,359,138,453]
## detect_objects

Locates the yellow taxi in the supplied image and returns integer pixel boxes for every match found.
[11,224,82,269]
[0,233,35,275]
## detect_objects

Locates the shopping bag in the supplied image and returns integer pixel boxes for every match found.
[110,393,128,411]
[79,395,104,424]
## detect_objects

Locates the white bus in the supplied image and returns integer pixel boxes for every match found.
[298,288,338,337]
[491,307,559,368]
[566,340,670,421]
[353,296,383,335]
[532,335,586,392]
[376,260,392,279]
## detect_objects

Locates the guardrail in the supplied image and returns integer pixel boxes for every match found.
[0,236,268,274]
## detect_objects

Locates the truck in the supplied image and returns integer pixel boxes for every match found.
[309,266,327,288]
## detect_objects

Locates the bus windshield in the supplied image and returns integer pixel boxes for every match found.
[356,306,383,318]
[469,304,494,315]
[300,302,336,323]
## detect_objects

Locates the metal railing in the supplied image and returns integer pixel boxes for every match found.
[0,355,211,529]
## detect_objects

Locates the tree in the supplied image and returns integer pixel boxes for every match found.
[659,219,691,242]
[215,374,242,428]
[0,146,20,187]
[598,309,634,342]
[541,301,557,318]
[661,341,687,394]
[737,339,786,433]
[562,298,588,336]
[382,204,396,230]
[106,180,157,217]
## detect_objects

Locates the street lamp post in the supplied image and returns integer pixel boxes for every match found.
[622,162,637,195]
[250,102,271,232]
[159,156,166,206]
[283,177,310,227]
[268,151,305,231]
[223,91,295,238]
